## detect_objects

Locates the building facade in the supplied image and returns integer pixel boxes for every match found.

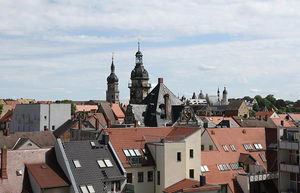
[11,103,71,132]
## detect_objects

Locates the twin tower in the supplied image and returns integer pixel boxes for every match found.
[106,42,150,104]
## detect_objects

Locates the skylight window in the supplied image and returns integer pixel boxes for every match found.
[73,160,81,168]
[230,163,241,170]
[258,144,263,149]
[104,159,113,167]
[90,141,96,147]
[97,160,106,168]
[134,149,141,156]
[259,154,267,162]
[80,185,89,193]
[254,143,263,150]
[243,144,254,151]
[222,145,229,152]
[129,149,136,156]
[87,185,95,193]
[230,144,236,152]
[203,165,209,172]
[217,164,230,171]
[123,149,130,157]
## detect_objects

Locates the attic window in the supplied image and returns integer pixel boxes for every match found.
[123,149,131,157]
[222,145,229,152]
[80,185,89,193]
[217,164,230,171]
[243,144,254,151]
[87,185,95,193]
[90,141,96,148]
[201,165,210,173]
[104,159,113,167]
[230,163,242,170]
[73,160,81,168]
[259,154,267,162]
[134,149,141,156]
[254,143,263,150]
[129,149,136,156]
[230,144,236,152]
[97,160,106,168]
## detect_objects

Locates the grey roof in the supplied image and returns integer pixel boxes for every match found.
[227,99,244,111]
[98,102,116,125]
[62,140,125,193]
[53,119,78,138]
[233,116,277,128]
[131,104,147,126]
[143,82,183,127]
[210,105,227,112]
[0,130,56,149]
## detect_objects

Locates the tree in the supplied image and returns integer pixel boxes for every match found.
[243,96,253,101]
[253,103,260,112]
[275,99,286,109]
[58,100,76,115]
[249,110,256,117]
[265,95,276,106]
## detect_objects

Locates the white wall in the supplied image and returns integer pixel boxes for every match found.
[126,166,155,193]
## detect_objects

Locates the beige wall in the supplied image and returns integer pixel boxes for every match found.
[201,129,217,151]
[126,166,155,193]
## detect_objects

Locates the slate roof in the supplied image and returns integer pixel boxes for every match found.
[62,140,125,193]
[26,163,69,188]
[202,127,268,193]
[0,131,56,149]
[143,81,183,127]
[131,104,147,126]
[164,179,221,193]
[53,119,78,138]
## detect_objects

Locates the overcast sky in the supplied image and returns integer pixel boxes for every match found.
[0,0,299,102]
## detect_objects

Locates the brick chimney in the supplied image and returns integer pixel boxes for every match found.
[164,94,169,119]
[134,120,138,127]
[95,117,99,130]
[1,146,8,179]
[107,120,111,128]
[158,78,163,84]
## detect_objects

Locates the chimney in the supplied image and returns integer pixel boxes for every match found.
[134,120,138,127]
[1,146,8,179]
[164,94,169,119]
[5,129,10,136]
[107,120,111,128]
[78,115,82,130]
[200,175,206,186]
[103,133,109,145]
[158,78,163,84]
[281,120,284,127]
[203,122,208,129]
[264,115,268,121]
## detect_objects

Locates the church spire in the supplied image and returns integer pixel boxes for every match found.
[111,52,115,73]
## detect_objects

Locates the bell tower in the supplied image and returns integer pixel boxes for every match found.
[106,53,119,103]
[129,41,151,104]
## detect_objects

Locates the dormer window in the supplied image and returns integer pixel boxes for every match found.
[230,144,236,151]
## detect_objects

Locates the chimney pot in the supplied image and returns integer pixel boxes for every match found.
[158,78,163,84]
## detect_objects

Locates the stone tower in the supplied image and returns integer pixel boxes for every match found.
[106,54,119,103]
[222,87,228,105]
[129,41,151,104]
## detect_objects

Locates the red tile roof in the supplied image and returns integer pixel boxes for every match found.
[202,127,267,193]
[76,105,98,112]
[203,116,240,127]
[110,103,125,120]
[164,179,221,193]
[289,113,300,121]
[5,101,20,109]
[105,126,199,168]
[271,114,296,128]
[256,111,275,118]
[37,101,54,104]
[26,163,69,188]
[0,109,13,122]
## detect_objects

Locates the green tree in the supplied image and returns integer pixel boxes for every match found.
[253,103,260,112]
[249,110,256,117]
[265,94,276,106]
[243,96,253,101]
[58,100,76,115]
[275,99,286,109]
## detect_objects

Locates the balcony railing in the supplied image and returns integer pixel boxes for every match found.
[279,141,299,150]
[280,163,300,173]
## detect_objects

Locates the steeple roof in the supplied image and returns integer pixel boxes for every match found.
[131,41,149,80]
[107,55,119,83]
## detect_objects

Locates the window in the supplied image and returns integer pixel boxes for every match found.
[157,171,160,185]
[129,149,136,156]
[259,154,267,162]
[254,143,263,150]
[134,149,141,156]
[90,141,96,148]
[127,173,132,183]
[97,160,106,168]
[52,125,55,130]
[243,144,254,151]
[148,171,153,182]
[201,165,210,173]
[230,163,242,170]
[123,149,130,157]
[87,185,95,193]
[230,144,236,152]
[73,160,81,168]
[217,164,230,171]
[44,116,47,120]
[138,172,144,182]
[177,152,181,161]
[190,149,194,158]
[189,169,194,178]
[44,125,47,131]
[80,185,89,193]
[201,145,204,151]
[209,145,213,150]
[104,159,113,167]
[222,145,229,152]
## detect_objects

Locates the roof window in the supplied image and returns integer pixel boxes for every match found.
[80,185,89,193]
[217,164,230,171]
[134,149,141,156]
[73,160,81,168]
[129,149,136,156]
[123,149,143,157]
[254,143,263,150]
[230,144,236,152]
[123,149,130,157]
[201,165,210,173]
[259,154,267,162]
[230,163,242,170]
[87,185,95,193]
[243,144,254,151]
[97,160,106,168]
[104,159,113,167]
[222,145,229,152]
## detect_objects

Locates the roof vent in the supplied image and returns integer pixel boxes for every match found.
[242,129,246,134]
[41,165,47,169]
[16,170,23,176]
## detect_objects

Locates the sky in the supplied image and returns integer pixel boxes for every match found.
[0,0,299,102]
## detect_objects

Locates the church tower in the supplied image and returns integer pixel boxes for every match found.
[106,54,119,103]
[129,41,151,104]
[222,87,228,105]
